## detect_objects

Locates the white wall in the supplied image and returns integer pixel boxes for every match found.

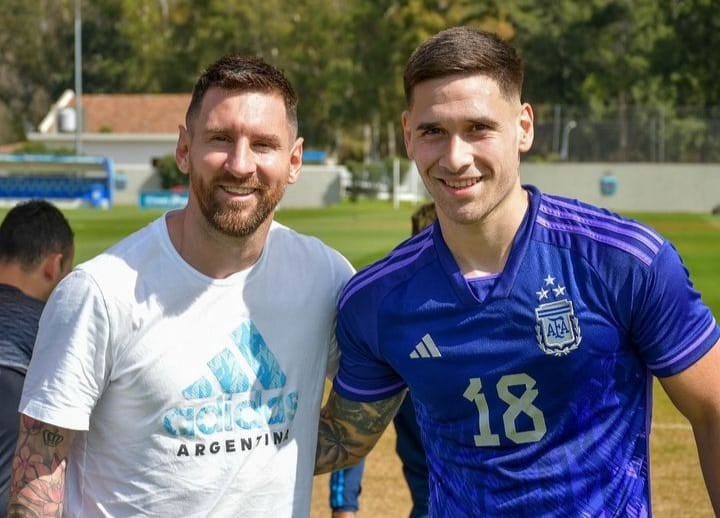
[278,164,345,209]
[520,163,720,213]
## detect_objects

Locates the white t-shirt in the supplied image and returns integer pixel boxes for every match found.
[20,215,354,518]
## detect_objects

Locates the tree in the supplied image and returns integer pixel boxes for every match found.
[0,0,75,141]
[0,0,718,162]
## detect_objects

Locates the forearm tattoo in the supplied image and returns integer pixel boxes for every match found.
[8,415,69,518]
[315,390,406,474]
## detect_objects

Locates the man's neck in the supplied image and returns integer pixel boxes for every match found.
[165,208,272,279]
[0,265,45,301]
[440,188,529,277]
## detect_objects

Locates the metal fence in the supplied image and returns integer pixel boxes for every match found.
[527,105,720,163]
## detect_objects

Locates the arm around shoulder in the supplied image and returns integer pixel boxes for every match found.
[658,337,720,515]
[8,415,76,517]
[315,389,406,475]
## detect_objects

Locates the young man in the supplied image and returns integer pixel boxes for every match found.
[10,56,354,517]
[315,27,720,517]
[0,200,74,518]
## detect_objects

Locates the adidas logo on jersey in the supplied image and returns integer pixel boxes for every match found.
[410,333,442,359]
[163,321,298,437]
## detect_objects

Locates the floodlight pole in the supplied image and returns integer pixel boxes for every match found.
[74,0,83,155]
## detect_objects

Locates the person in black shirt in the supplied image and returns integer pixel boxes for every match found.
[0,200,73,518]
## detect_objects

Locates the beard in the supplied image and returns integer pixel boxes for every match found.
[188,163,288,238]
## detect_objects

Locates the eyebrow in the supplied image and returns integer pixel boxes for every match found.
[203,127,284,146]
[252,134,283,147]
[468,117,500,130]
[415,116,500,132]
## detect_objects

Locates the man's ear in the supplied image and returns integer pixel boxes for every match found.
[42,253,64,284]
[176,125,191,174]
[287,137,304,185]
[401,111,414,160]
[518,103,534,153]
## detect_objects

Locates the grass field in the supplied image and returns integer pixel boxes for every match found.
[2,200,718,517]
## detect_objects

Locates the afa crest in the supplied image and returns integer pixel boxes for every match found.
[535,300,581,356]
[534,274,581,356]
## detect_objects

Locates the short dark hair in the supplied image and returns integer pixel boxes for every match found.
[411,202,437,236]
[404,26,524,106]
[185,55,298,137]
[0,200,74,270]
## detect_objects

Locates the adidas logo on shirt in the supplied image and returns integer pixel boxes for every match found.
[163,321,298,438]
[410,333,442,359]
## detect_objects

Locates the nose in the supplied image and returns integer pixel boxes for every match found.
[224,139,256,177]
[438,134,474,173]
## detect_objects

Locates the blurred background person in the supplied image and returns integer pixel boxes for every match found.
[0,200,74,518]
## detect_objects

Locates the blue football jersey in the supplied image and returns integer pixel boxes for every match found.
[334,185,720,517]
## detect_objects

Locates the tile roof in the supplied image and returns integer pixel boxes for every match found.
[69,94,191,134]
[0,142,23,152]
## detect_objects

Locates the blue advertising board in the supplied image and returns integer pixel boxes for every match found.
[138,190,189,209]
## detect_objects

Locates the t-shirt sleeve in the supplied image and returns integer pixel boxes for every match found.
[19,269,112,430]
[325,250,356,380]
[632,242,720,377]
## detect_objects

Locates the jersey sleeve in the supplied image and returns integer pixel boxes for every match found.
[632,242,720,377]
[332,289,406,402]
[19,269,112,430]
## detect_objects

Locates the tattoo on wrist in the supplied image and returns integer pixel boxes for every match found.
[42,430,64,447]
